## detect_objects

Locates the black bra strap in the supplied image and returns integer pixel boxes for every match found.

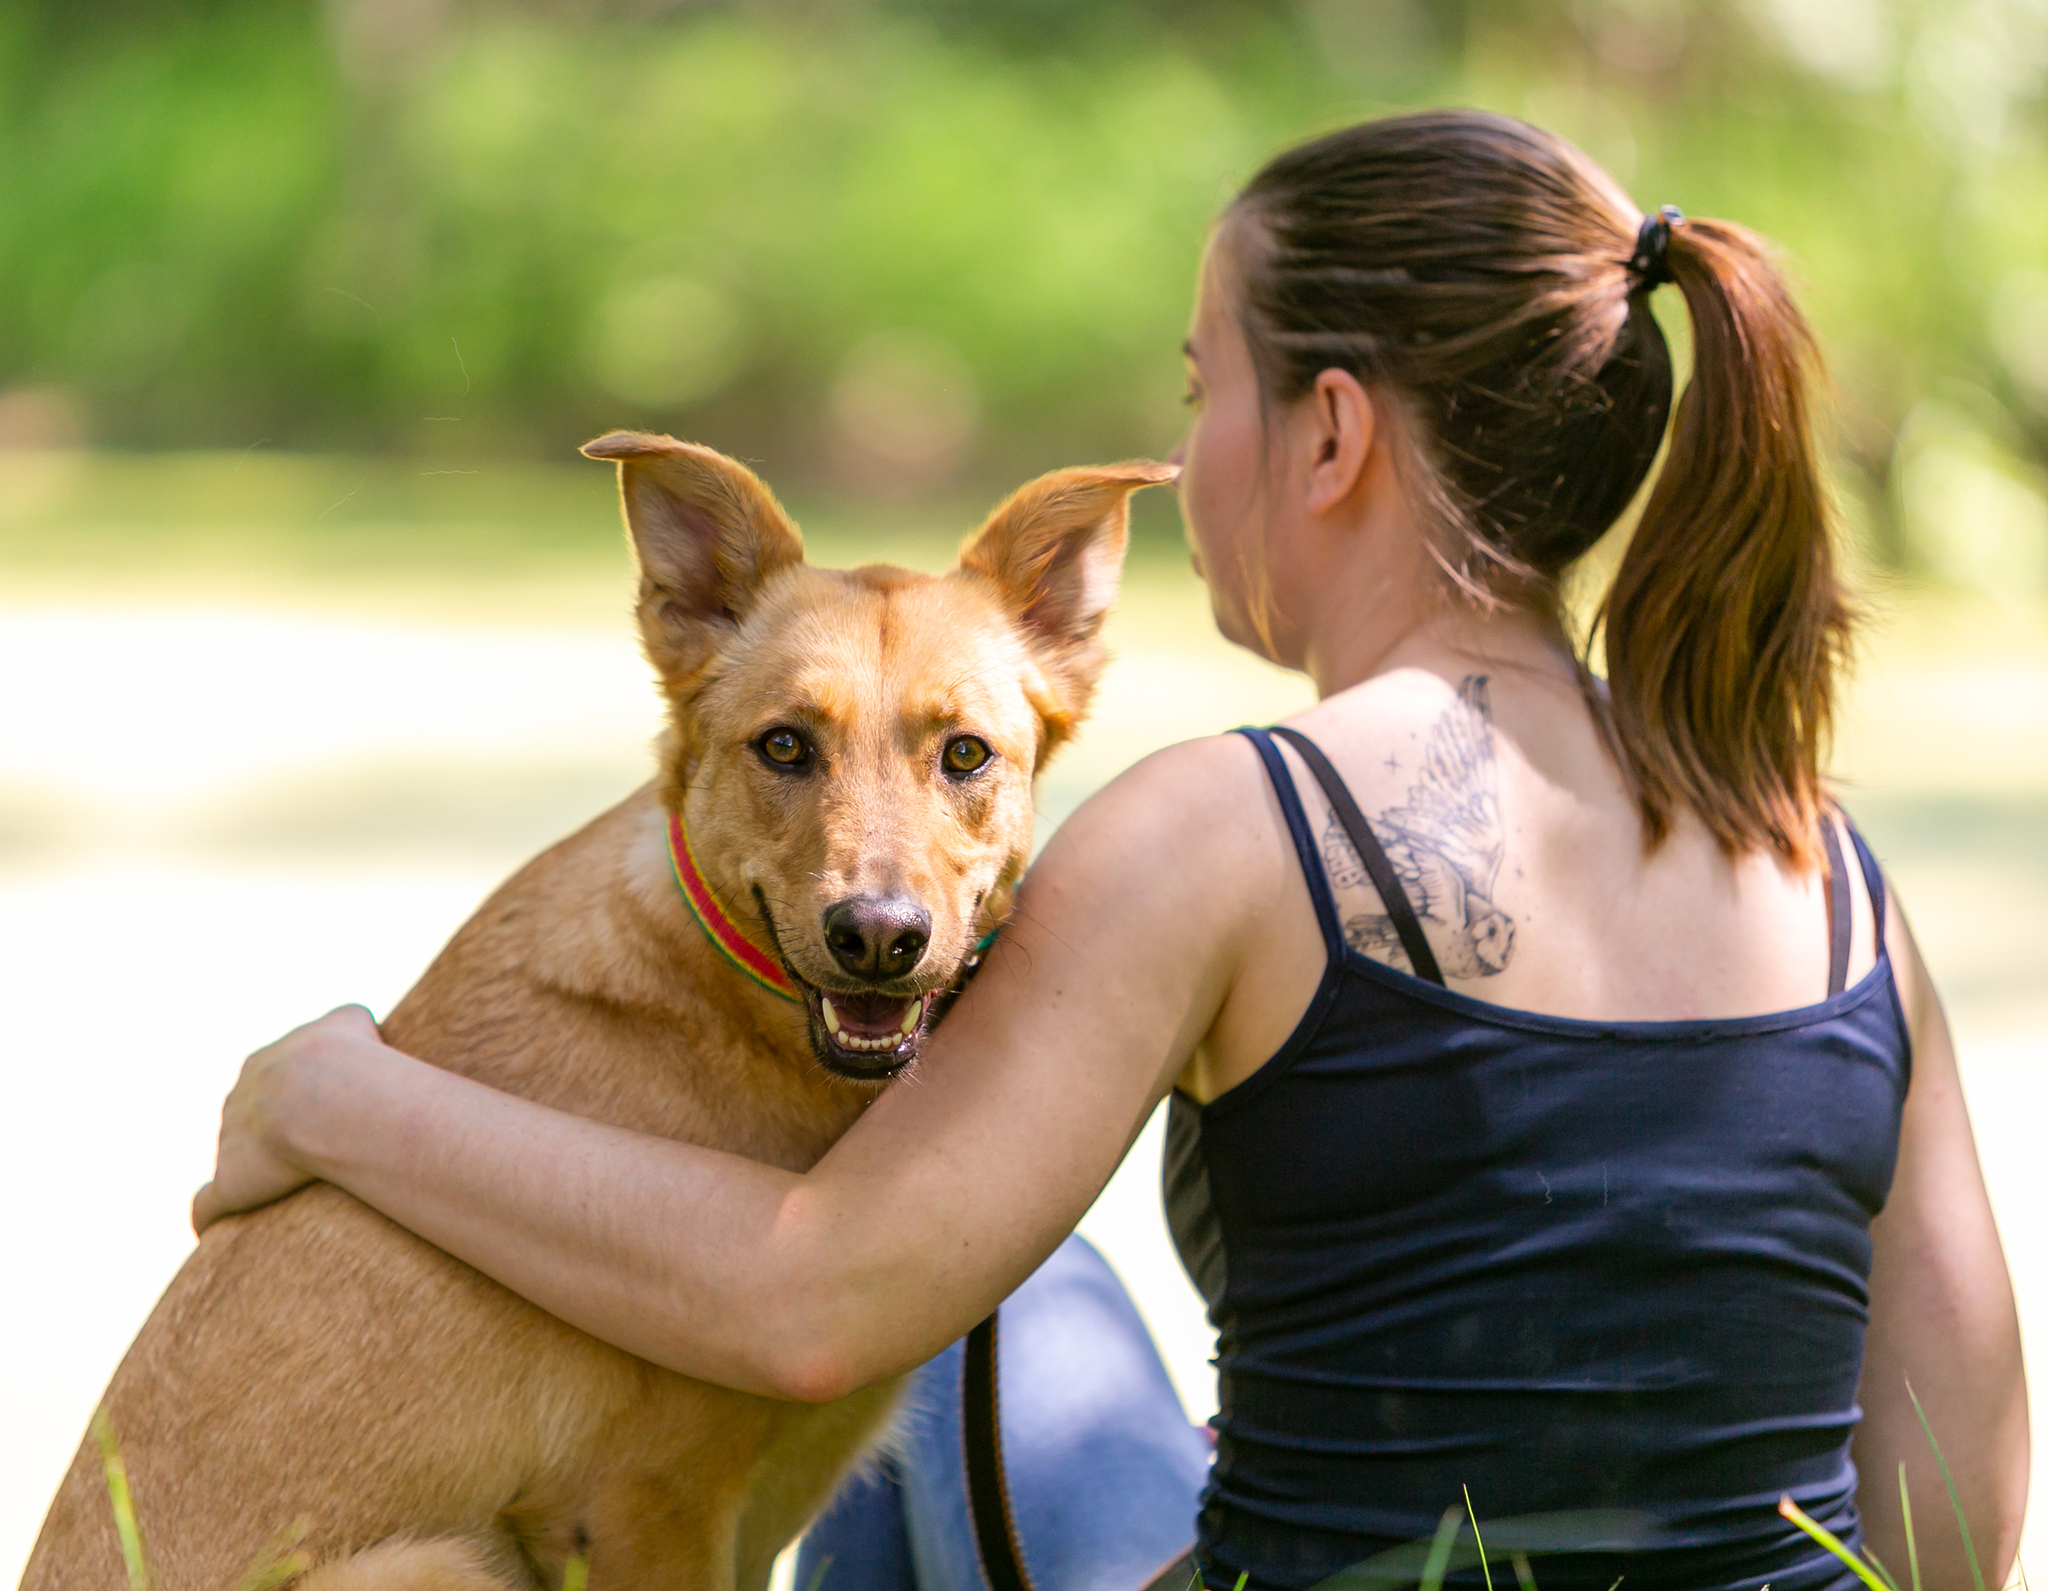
[1269,726,1446,987]
[1820,809,1851,998]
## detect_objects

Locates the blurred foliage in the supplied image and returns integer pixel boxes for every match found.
[1,0,2045,585]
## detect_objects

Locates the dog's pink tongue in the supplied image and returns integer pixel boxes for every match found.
[833,992,917,1037]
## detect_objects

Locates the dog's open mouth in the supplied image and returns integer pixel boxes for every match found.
[749,888,949,1082]
[798,985,936,1081]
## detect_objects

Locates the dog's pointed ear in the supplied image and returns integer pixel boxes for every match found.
[958,460,1178,727]
[582,431,804,679]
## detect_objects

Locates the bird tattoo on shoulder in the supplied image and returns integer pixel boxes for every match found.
[1322,674,1517,980]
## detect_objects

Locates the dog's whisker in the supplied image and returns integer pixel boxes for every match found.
[997,901,1078,957]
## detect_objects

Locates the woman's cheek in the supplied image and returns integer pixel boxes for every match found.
[1180,460,1227,582]
[1183,414,1229,528]
[1184,421,1251,570]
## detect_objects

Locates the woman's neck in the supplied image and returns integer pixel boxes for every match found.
[1255,429,1579,700]
[1304,593,1578,702]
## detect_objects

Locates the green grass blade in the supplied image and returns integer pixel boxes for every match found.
[1234,1576,1250,1591]
[1421,1506,1463,1591]
[230,1516,313,1591]
[1510,1552,1536,1591]
[89,1408,151,1591]
[1780,1495,1892,1591]
[1464,1485,1494,1591]
[1899,1462,1923,1591]
[1906,1379,1987,1591]
[563,1550,590,1591]
[1863,1544,1902,1591]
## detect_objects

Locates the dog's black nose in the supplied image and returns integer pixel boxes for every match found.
[822,896,931,981]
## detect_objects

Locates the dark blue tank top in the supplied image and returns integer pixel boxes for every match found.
[1165,727,1910,1591]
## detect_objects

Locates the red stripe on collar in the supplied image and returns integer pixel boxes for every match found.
[666,811,801,1002]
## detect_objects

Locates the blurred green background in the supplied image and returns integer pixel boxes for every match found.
[2,0,2046,557]
[4,1,2048,1579]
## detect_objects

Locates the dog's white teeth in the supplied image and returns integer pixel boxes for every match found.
[822,996,922,1056]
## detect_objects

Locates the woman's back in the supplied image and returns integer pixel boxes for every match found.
[1166,643,1908,1589]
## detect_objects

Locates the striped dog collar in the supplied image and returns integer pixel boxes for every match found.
[665,811,801,1002]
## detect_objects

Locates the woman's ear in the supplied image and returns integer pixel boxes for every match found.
[1300,368,1377,517]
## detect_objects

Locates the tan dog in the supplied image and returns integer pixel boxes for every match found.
[24,436,1174,1591]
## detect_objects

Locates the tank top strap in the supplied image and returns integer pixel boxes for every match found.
[1233,727,1345,964]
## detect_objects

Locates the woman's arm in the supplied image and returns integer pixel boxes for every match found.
[1852,892,2028,1587]
[195,734,1279,1402]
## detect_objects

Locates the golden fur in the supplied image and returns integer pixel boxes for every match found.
[23,436,1172,1591]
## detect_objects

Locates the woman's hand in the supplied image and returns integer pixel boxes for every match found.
[191,1003,382,1235]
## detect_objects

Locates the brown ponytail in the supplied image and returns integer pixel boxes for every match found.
[1230,111,1852,869]
[1599,220,1852,867]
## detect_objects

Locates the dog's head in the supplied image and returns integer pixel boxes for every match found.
[583,432,1175,1082]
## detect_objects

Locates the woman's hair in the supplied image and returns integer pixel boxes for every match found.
[1228,109,1853,868]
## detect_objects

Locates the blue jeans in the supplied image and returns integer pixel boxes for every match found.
[794,1235,1211,1591]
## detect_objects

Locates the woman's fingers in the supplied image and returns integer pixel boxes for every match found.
[301,1003,381,1048]
[190,1004,380,1235]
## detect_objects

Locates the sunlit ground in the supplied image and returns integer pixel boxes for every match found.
[3,453,2045,1583]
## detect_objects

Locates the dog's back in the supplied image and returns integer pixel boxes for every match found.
[23,438,1172,1591]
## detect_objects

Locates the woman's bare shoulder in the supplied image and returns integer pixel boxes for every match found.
[1024,731,1295,930]
[1057,730,1278,846]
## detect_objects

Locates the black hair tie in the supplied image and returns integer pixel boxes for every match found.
[1628,204,1685,289]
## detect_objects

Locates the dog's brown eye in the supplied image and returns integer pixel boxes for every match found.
[942,736,993,776]
[759,728,811,768]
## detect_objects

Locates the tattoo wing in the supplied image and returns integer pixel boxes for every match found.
[1378,674,1505,899]
[1321,812,1366,890]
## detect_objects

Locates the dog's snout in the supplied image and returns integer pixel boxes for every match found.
[822,896,931,982]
